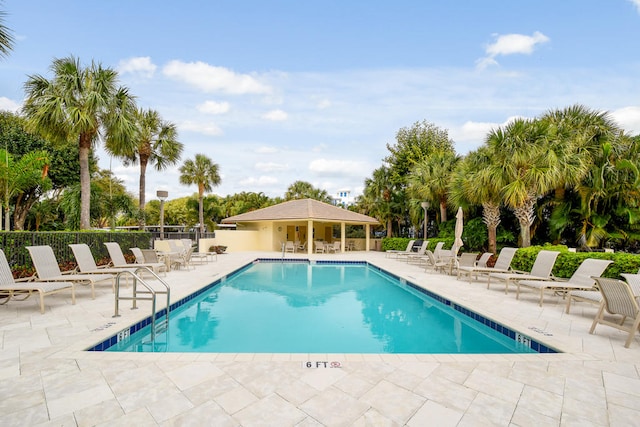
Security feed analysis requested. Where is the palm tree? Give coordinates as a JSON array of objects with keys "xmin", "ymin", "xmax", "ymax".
[
  {"xmin": 284, "ymin": 181, "xmax": 331, "ymax": 202},
  {"xmin": 0, "ymin": 4, "xmax": 14, "ymax": 58},
  {"xmin": 485, "ymin": 118, "xmax": 559, "ymax": 247},
  {"xmin": 361, "ymin": 166, "xmax": 401, "ymax": 237},
  {"xmin": 0, "ymin": 149, "xmax": 50, "ymax": 230},
  {"xmin": 22, "ymin": 56, "xmax": 137, "ymax": 229},
  {"xmin": 407, "ymin": 150, "xmax": 460, "ymax": 223},
  {"xmin": 179, "ymin": 154, "xmax": 221, "ymax": 233},
  {"xmin": 122, "ymin": 108, "xmax": 183, "ymax": 229},
  {"xmin": 541, "ymin": 105, "xmax": 622, "ymax": 244},
  {"xmin": 448, "ymin": 147, "xmax": 505, "ymax": 253}
]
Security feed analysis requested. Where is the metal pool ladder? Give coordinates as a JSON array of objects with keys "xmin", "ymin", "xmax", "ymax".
[{"xmin": 113, "ymin": 267, "xmax": 171, "ymax": 341}]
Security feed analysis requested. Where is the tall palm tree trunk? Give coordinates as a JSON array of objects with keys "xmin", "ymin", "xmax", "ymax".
[
  {"xmin": 79, "ymin": 135, "xmax": 92, "ymax": 230},
  {"xmin": 482, "ymin": 202, "xmax": 501, "ymax": 254},
  {"xmin": 514, "ymin": 195, "xmax": 536, "ymax": 248},
  {"xmin": 198, "ymin": 184, "xmax": 205, "ymax": 234},
  {"xmin": 138, "ymin": 159, "xmax": 148, "ymax": 230},
  {"xmin": 439, "ymin": 199, "xmax": 447, "ymax": 222}
]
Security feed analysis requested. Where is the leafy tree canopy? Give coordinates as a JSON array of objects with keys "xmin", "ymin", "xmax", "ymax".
[
  {"xmin": 385, "ymin": 120, "xmax": 456, "ymax": 179},
  {"xmin": 285, "ymin": 180, "xmax": 332, "ymax": 203}
]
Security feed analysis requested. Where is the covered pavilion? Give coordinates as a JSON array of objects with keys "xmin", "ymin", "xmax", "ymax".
[{"xmin": 218, "ymin": 198, "xmax": 379, "ymax": 254}]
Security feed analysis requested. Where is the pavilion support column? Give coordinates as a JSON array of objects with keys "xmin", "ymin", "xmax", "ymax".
[
  {"xmin": 340, "ymin": 222, "xmax": 346, "ymax": 253},
  {"xmin": 308, "ymin": 219, "xmax": 313, "ymax": 255},
  {"xmin": 365, "ymin": 224, "xmax": 370, "ymax": 251}
]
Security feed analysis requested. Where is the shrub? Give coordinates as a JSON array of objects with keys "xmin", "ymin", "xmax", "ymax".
[
  {"xmin": 461, "ymin": 217, "xmax": 488, "ymax": 252},
  {"xmin": 381, "ymin": 237, "xmax": 412, "ymax": 251},
  {"xmin": 510, "ymin": 245, "xmax": 640, "ymax": 278},
  {"xmin": 427, "ymin": 238, "xmax": 455, "ymax": 252}
]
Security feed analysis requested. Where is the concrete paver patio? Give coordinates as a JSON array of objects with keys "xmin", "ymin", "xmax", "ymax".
[{"xmin": 1, "ymin": 250, "xmax": 639, "ymax": 426}]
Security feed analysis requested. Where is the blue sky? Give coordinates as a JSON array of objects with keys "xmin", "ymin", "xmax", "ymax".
[{"xmin": 1, "ymin": 0, "xmax": 640, "ymax": 202}]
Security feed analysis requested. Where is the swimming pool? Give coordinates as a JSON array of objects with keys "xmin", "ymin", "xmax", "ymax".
[{"xmin": 93, "ymin": 261, "xmax": 555, "ymax": 354}]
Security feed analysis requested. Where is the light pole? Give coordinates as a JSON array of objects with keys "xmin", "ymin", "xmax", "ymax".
[
  {"xmin": 157, "ymin": 190, "xmax": 168, "ymax": 240},
  {"xmin": 420, "ymin": 201, "xmax": 430, "ymax": 239}
]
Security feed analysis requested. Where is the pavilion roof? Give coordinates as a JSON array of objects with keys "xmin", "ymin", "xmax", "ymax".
[{"xmin": 221, "ymin": 198, "xmax": 378, "ymax": 225}]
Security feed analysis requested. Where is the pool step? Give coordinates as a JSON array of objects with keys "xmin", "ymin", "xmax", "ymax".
[{"xmin": 155, "ymin": 319, "xmax": 169, "ymax": 334}]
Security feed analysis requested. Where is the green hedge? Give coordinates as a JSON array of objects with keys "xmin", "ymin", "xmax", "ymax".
[
  {"xmin": 381, "ymin": 237, "xmax": 456, "ymax": 252},
  {"xmin": 381, "ymin": 237, "xmax": 413, "ymax": 251},
  {"xmin": 381, "ymin": 240, "xmax": 640, "ymax": 278},
  {"xmin": 510, "ymin": 245, "xmax": 640, "ymax": 279},
  {"xmin": 0, "ymin": 231, "xmax": 153, "ymax": 274}
]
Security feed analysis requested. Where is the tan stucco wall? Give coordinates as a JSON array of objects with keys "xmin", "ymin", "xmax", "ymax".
[
  {"xmin": 199, "ymin": 238, "xmax": 217, "ymax": 253},
  {"xmin": 214, "ymin": 230, "xmax": 262, "ymax": 251}
]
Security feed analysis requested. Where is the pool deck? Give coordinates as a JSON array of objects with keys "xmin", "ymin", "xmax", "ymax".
[{"xmin": 1, "ymin": 250, "xmax": 639, "ymax": 426}]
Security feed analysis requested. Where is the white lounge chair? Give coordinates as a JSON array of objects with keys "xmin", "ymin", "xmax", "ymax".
[
  {"xmin": 180, "ymin": 239, "xmax": 208, "ymax": 264},
  {"xmin": 515, "ymin": 258, "xmax": 613, "ymax": 306},
  {"xmin": 26, "ymin": 245, "xmax": 114, "ymax": 299},
  {"xmin": 385, "ymin": 239, "xmax": 415, "ymax": 258},
  {"xmin": 565, "ymin": 289, "xmax": 603, "ymax": 314},
  {"xmin": 487, "ymin": 250, "xmax": 560, "ymax": 294},
  {"xmin": 457, "ymin": 247, "xmax": 518, "ymax": 283},
  {"xmin": 565, "ymin": 270, "xmax": 640, "ymax": 313},
  {"xmin": 130, "ymin": 247, "xmax": 168, "ymax": 275},
  {"xmin": 401, "ymin": 241, "xmax": 429, "ymax": 262},
  {"xmin": 0, "ymin": 249, "xmax": 75, "ymax": 314},
  {"xmin": 104, "ymin": 242, "xmax": 169, "ymax": 275},
  {"xmin": 435, "ymin": 245, "xmax": 462, "ymax": 275},
  {"xmin": 453, "ymin": 252, "xmax": 480, "ymax": 277},
  {"xmin": 70, "ymin": 243, "xmax": 140, "ymax": 276},
  {"xmin": 476, "ymin": 252, "xmax": 493, "ymax": 268},
  {"xmin": 421, "ymin": 250, "xmax": 453, "ymax": 273},
  {"xmin": 590, "ymin": 276, "xmax": 640, "ymax": 348}
]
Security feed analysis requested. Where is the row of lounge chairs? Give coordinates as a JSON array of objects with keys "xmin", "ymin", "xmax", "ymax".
[
  {"xmin": 389, "ymin": 242, "xmax": 640, "ymax": 347},
  {"xmin": 456, "ymin": 247, "xmax": 640, "ymax": 348},
  {"xmin": 389, "ymin": 240, "xmax": 463, "ymax": 275},
  {"xmin": 0, "ymin": 240, "xmax": 213, "ymax": 314}
]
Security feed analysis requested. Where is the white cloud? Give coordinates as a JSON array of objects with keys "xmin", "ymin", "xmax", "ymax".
[
  {"xmin": 262, "ymin": 109, "xmax": 288, "ymax": 121},
  {"xmin": 255, "ymin": 162, "xmax": 289, "ymax": 172},
  {"xmin": 239, "ymin": 175, "xmax": 279, "ymax": 186},
  {"xmin": 454, "ymin": 120, "xmax": 497, "ymax": 143},
  {"xmin": 256, "ymin": 146, "xmax": 278, "ymax": 154},
  {"xmin": 452, "ymin": 115, "xmax": 530, "ymax": 152},
  {"xmin": 317, "ymin": 99, "xmax": 331, "ymax": 109},
  {"xmin": 309, "ymin": 158, "xmax": 370, "ymax": 177},
  {"xmin": 629, "ymin": 0, "xmax": 640, "ymax": 13},
  {"xmin": 179, "ymin": 120, "xmax": 223, "ymax": 136},
  {"xmin": 163, "ymin": 60, "xmax": 271, "ymax": 94},
  {"xmin": 117, "ymin": 57, "xmax": 157, "ymax": 78},
  {"xmin": 0, "ymin": 97, "xmax": 21, "ymax": 112},
  {"xmin": 477, "ymin": 31, "xmax": 550, "ymax": 69},
  {"xmin": 611, "ymin": 106, "xmax": 640, "ymax": 134},
  {"xmin": 197, "ymin": 100, "xmax": 230, "ymax": 115}
]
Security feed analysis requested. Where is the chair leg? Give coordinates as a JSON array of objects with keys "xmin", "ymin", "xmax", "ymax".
[
  {"xmin": 565, "ymin": 295, "xmax": 573, "ymax": 313},
  {"xmin": 590, "ymin": 302, "xmax": 606, "ymax": 334},
  {"xmin": 624, "ymin": 315, "xmax": 640, "ymax": 348},
  {"xmin": 539, "ymin": 289, "xmax": 545, "ymax": 307},
  {"xmin": 37, "ymin": 291, "xmax": 45, "ymax": 314}
]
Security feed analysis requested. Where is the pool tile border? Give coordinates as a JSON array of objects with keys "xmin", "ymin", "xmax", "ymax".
[{"xmin": 88, "ymin": 259, "xmax": 557, "ymax": 354}]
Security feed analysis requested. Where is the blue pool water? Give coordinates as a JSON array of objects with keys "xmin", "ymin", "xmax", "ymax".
[{"xmin": 102, "ymin": 261, "xmax": 547, "ymax": 354}]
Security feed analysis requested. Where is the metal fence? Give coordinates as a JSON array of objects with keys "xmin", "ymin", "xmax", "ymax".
[
  {"xmin": 0, "ymin": 231, "xmax": 217, "ymax": 270},
  {"xmin": 0, "ymin": 231, "xmax": 153, "ymax": 269}
]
